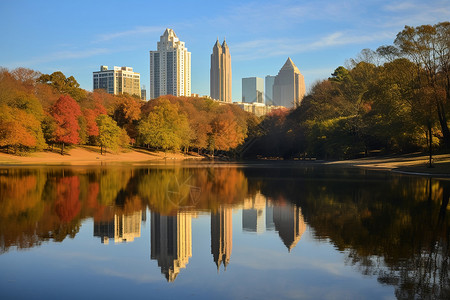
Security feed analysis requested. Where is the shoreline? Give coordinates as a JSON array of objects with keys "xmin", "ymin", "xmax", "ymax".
[
  {"xmin": 1, "ymin": 148, "xmax": 449, "ymax": 177},
  {"xmin": 0, "ymin": 146, "xmax": 205, "ymax": 167},
  {"xmin": 324, "ymin": 153, "xmax": 450, "ymax": 178}
]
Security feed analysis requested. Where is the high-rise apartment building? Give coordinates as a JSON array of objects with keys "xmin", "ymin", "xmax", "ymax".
[
  {"xmin": 93, "ymin": 66, "xmax": 141, "ymax": 97},
  {"xmin": 265, "ymin": 75, "xmax": 275, "ymax": 105},
  {"xmin": 150, "ymin": 28, "xmax": 191, "ymax": 99},
  {"xmin": 272, "ymin": 58, "xmax": 305, "ymax": 108},
  {"xmin": 242, "ymin": 77, "xmax": 264, "ymax": 103},
  {"xmin": 210, "ymin": 38, "xmax": 232, "ymax": 103}
]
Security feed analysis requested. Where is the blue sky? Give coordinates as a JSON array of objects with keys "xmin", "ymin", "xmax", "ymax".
[{"xmin": 1, "ymin": 0, "xmax": 449, "ymax": 101}]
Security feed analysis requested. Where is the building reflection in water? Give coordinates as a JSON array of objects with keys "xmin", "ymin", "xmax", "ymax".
[
  {"xmin": 273, "ymin": 205, "xmax": 306, "ymax": 252},
  {"xmin": 151, "ymin": 211, "xmax": 193, "ymax": 282},
  {"xmin": 93, "ymin": 210, "xmax": 142, "ymax": 244},
  {"xmin": 211, "ymin": 206, "xmax": 233, "ymax": 272},
  {"xmin": 242, "ymin": 193, "xmax": 306, "ymax": 251},
  {"xmin": 242, "ymin": 193, "xmax": 267, "ymax": 233}
]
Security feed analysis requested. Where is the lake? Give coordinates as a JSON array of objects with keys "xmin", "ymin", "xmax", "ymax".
[{"xmin": 0, "ymin": 162, "xmax": 449, "ymax": 299}]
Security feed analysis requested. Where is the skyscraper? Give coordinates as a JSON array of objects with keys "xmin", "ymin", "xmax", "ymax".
[
  {"xmin": 150, "ymin": 28, "xmax": 191, "ymax": 99},
  {"xmin": 272, "ymin": 58, "xmax": 305, "ymax": 108},
  {"xmin": 210, "ymin": 38, "xmax": 232, "ymax": 103},
  {"xmin": 265, "ymin": 75, "xmax": 275, "ymax": 105},
  {"xmin": 93, "ymin": 66, "xmax": 141, "ymax": 97},
  {"xmin": 242, "ymin": 77, "xmax": 264, "ymax": 103}
]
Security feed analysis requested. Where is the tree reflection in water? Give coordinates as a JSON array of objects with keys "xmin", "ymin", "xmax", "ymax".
[{"xmin": 0, "ymin": 165, "xmax": 448, "ymax": 298}]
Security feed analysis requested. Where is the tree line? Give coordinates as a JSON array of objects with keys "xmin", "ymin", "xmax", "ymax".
[
  {"xmin": 0, "ymin": 68, "xmax": 256, "ymax": 155},
  {"xmin": 245, "ymin": 22, "xmax": 450, "ymax": 161}
]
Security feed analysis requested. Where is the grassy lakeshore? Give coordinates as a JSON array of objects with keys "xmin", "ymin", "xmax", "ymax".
[
  {"xmin": 0, "ymin": 146, "xmax": 204, "ymax": 166},
  {"xmin": 326, "ymin": 153, "xmax": 450, "ymax": 177}
]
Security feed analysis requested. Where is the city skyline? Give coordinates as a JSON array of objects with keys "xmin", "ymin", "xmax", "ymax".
[
  {"xmin": 89, "ymin": 198, "xmax": 305, "ymax": 281},
  {"xmin": 1, "ymin": 1, "xmax": 449, "ymax": 101}
]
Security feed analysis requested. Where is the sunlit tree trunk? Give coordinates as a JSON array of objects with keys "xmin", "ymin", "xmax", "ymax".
[{"xmin": 427, "ymin": 122, "xmax": 433, "ymax": 168}]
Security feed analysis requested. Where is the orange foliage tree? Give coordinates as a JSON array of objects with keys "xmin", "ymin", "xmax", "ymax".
[{"xmin": 50, "ymin": 95, "xmax": 82, "ymax": 154}]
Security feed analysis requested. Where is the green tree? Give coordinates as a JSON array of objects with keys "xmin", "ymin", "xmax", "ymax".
[
  {"xmin": 138, "ymin": 100, "xmax": 191, "ymax": 152},
  {"xmin": 96, "ymin": 114, "xmax": 126, "ymax": 155},
  {"xmin": 38, "ymin": 71, "xmax": 86, "ymax": 101},
  {"xmin": 41, "ymin": 114, "xmax": 57, "ymax": 151}
]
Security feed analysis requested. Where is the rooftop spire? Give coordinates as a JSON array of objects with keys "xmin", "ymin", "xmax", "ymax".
[
  {"xmin": 280, "ymin": 57, "xmax": 300, "ymax": 73},
  {"xmin": 214, "ymin": 37, "xmax": 221, "ymax": 48},
  {"xmin": 163, "ymin": 28, "xmax": 178, "ymax": 39},
  {"xmin": 222, "ymin": 37, "xmax": 228, "ymax": 48}
]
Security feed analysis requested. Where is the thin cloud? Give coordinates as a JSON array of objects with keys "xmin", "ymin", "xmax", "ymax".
[
  {"xmin": 97, "ymin": 26, "xmax": 164, "ymax": 42},
  {"xmin": 10, "ymin": 48, "xmax": 111, "ymax": 67},
  {"xmin": 233, "ymin": 30, "xmax": 395, "ymax": 61},
  {"xmin": 96, "ymin": 267, "xmax": 161, "ymax": 283},
  {"xmin": 384, "ymin": 1, "xmax": 419, "ymax": 11},
  {"xmin": 232, "ymin": 247, "xmax": 344, "ymax": 275},
  {"xmin": 382, "ymin": 1, "xmax": 450, "ymax": 27}
]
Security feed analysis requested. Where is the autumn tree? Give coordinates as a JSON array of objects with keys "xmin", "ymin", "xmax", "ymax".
[
  {"xmin": 0, "ymin": 87, "xmax": 46, "ymax": 153},
  {"xmin": 82, "ymin": 99, "xmax": 107, "ymax": 145},
  {"xmin": 38, "ymin": 71, "xmax": 86, "ymax": 101},
  {"xmin": 50, "ymin": 95, "xmax": 82, "ymax": 155},
  {"xmin": 209, "ymin": 107, "xmax": 245, "ymax": 154},
  {"xmin": 96, "ymin": 114, "xmax": 129, "ymax": 155},
  {"xmin": 41, "ymin": 114, "xmax": 57, "ymax": 151},
  {"xmin": 111, "ymin": 94, "xmax": 142, "ymax": 142},
  {"xmin": 395, "ymin": 22, "xmax": 450, "ymax": 148},
  {"xmin": 0, "ymin": 107, "xmax": 37, "ymax": 153},
  {"xmin": 138, "ymin": 99, "xmax": 191, "ymax": 152}
]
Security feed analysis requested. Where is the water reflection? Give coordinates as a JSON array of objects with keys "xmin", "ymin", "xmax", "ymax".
[
  {"xmin": 0, "ymin": 165, "xmax": 449, "ymax": 298},
  {"xmin": 241, "ymin": 193, "xmax": 306, "ymax": 251},
  {"xmin": 273, "ymin": 204, "xmax": 306, "ymax": 252},
  {"xmin": 211, "ymin": 206, "xmax": 233, "ymax": 271},
  {"xmin": 94, "ymin": 210, "xmax": 142, "ymax": 244},
  {"xmin": 151, "ymin": 211, "xmax": 193, "ymax": 282},
  {"xmin": 242, "ymin": 193, "xmax": 267, "ymax": 233}
]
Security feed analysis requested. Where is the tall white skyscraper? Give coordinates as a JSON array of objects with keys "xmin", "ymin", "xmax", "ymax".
[{"xmin": 150, "ymin": 28, "xmax": 191, "ymax": 99}]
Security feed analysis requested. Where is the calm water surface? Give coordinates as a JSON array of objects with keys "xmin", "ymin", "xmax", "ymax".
[{"xmin": 0, "ymin": 163, "xmax": 449, "ymax": 299}]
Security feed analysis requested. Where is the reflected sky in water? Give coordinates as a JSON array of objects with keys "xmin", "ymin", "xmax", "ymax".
[{"xmin": 0, "ymin": 164, "xmax": 448, "ymax": 299}]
